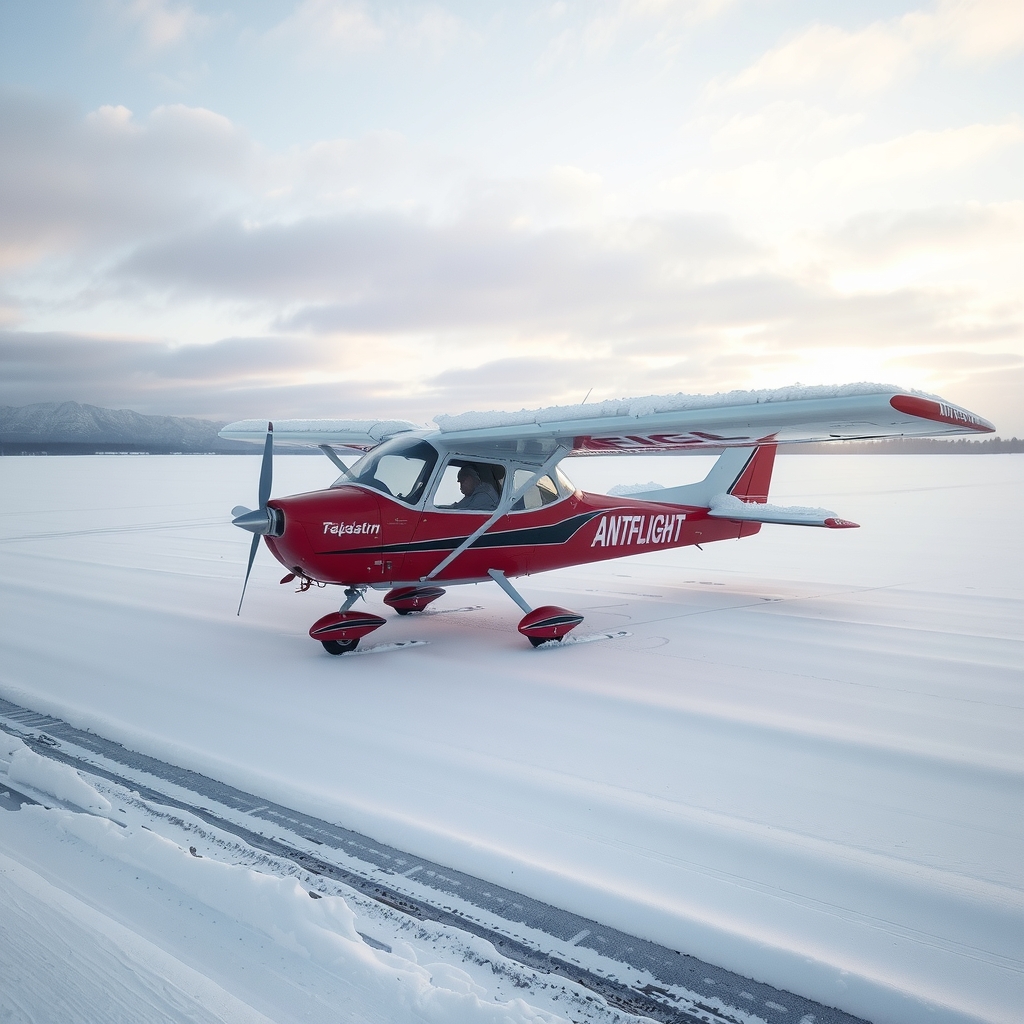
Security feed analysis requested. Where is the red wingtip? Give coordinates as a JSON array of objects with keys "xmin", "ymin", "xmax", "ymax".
[
  {"xmin": 890, "ymin": 395, "xmax": 994, "ymax": 433},
  {"xmin": 824, "ymin": 518, "xmax": 860, "ymax": 529}
]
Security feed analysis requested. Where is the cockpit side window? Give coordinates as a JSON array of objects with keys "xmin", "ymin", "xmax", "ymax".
[
  {"xmin": 510, "ymin": 470, "xmax": 561, "ymax": 512},
  {"xmin": 432, "ymin": 459, "xmax": 505, "ymax": 512},
  {"xmin": 555, "ymin": 466, "xmax": 577, "ymax": 496},
  {"xmin": 331, "ymin": 437, "xmax": 439, "ymax": 505}
]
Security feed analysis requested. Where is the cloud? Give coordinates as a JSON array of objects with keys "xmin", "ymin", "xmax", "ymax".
[
  {"xmin": 0, "ymin": 330, "xmax": 411, "ymax": 420},
  {"xmin": 694, "ymin": 119, "xmax": 1024, "ymax": 235},
  {"xmin": 0, "ymin": 91, "xmax": 252, "ymax": 268},
  {"xmin": 115, "ymin": 0, "xmax": 210, "ymax": 51},
  {"xmin": 714, "ymin": 0, "xmax": 1024, "ymax": 98},
  {"xmin": 539, "ymin": 0, "xmax": 735, "ymax": 68},
  {"xmin": 112, "ymin": 210, "xmax": 759, "ymax": 335},
  {"xmin": 906, "ymin": 0, "xmax": 1024, "ymax": 63},
  {"xmin": 266, "ymin": 0, "xmax": 466, "ymax": 59},
  {"xmin": 423, "ymin": 356, "xmax": 593, "ymax": 407},
  {"xmin": 582, "ymin": 0, "xmax": 733, "ymax": 50},
  {"xmin": 716, "ymin": 21, "xmax": 916, "ymax": 97},
  {"xmin": 815, "ymin": 122, "xmax": 1024, "ymax": 191},
  {"xmin": 711, "ymin": 102, "xmax": 864, "ymax": 157},
  {"xmin": 828, "ymin": 201, "xmax": 1024, "ymax": 260}
]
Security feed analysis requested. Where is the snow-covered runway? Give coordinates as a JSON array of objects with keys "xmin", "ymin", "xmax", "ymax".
[{"xmin": 1, "ymin": 453, "xmax": 1021, "ymax": 1024}]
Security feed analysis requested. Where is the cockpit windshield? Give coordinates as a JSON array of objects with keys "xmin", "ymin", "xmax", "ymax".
[{"xmin": 330, "ymin": 436, "xmax": 439, "ymax": 505}]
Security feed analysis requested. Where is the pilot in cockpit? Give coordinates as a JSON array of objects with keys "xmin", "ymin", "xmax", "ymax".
[{"xmin": 450, "ymin": 464, "xmax": 500, "ymax": 511}]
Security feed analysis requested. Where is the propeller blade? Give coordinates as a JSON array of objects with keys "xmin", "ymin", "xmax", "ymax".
[
  {"xmin": 237, "ymin": 531, "xmax": 261, "ymax": 616},
  {"xmin": 235, "ymin": 421, "xmax": 274, "ymax": 617},
  {"xmin": 258, "ymin": 422, "xmax": 274, "ymax": 510}
]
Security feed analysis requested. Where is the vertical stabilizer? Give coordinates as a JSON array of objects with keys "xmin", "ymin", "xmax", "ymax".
[
  {"xmin": 727, "ymin": 444, "xmax": 776, "ymax": 503},
  {"xmin": 626, "ymin": 444, "xmax": 776, "ymax": 507}
]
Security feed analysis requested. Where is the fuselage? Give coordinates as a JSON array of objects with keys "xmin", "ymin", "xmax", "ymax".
[{"xmin": 264, "ymin": 474, "xmax": 758, "ymax": 589}]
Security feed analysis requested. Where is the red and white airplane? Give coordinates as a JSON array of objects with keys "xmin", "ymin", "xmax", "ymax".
[{"xmin": 221, "ymin": 384, "xmax": 993, "ymax": 653}]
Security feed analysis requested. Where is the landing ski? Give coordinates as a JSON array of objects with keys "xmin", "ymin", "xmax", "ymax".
[
  {"xmin": 419, "ymin": 605, "xmax": 483, "ymax": 615},
  {"xmin": 343, "ymin": 640, "xmax": 429, "ymax": 657},
  {"xmin": 535, "ymin": 630, "xmax": 631, "ymax": 650}
]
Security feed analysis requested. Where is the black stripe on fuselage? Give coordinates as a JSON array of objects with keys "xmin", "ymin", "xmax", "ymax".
[{"xmin": 320, "ymin": 510, "xmax": 605, "ymax": 557}]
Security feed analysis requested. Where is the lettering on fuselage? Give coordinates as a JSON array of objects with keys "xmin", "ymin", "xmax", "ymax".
[
  {"xmin": 322, "ymin": 521, "xmax": 380, "ymax": 535},
  {"xmin": 590, "ymin": 512, "xmax": 686, "ymax": 548}
]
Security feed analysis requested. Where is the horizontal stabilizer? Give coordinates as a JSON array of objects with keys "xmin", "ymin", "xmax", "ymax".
[
  {"xmin": 707, "ymin": 493, "xmax": 859, "ymax": 529},
  {"xmin": 220, "ymin": 419, "xmax": 416, "ymax": 448}
]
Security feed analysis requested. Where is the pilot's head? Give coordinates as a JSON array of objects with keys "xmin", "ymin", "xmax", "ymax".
[{"xmin": 457, "ymin": 465, "xmax": 480, "ymax": 496}]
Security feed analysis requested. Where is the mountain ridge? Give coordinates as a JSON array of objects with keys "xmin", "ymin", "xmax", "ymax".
[{"xmin": 0, "ymin": 401, "xmax": 250, "ymax": 453}]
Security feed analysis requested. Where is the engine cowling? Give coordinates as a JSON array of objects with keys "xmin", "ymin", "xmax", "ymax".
[{"xmin": 264, "ymin": 485, "xmax": 385, "ymax": 585}]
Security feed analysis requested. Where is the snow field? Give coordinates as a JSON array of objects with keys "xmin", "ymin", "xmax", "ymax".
[
  {"xmin": 0, "ymin": 775, "xmax": 646, "ymax": 1024},
  {"xmin": 0, "ymin": 452, "xmax": 1022, "ymax": 1024},
  {"xmin": 2, "ymin": 732, "xmax": 111, "ymax": 813}
]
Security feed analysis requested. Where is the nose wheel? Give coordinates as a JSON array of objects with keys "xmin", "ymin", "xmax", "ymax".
[{"xmin": 309, "ymin": 598, "xmax": 386, "ymax": 655}]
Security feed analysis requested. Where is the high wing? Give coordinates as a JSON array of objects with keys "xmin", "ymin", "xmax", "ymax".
[
  {"xmin": 433, "ymin": 383, "xmax": 994, "ymax": 456},
  {"xmin": 219, "ymin": 418, "xmax": 417, "ymax": 450},
  {"xmin": 218, "ymin": 383, "xmax": 994, "ymax": 457}
]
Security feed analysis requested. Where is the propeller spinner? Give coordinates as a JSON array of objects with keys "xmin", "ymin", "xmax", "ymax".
[{"xmin": 231, "ymin": 422, "xmax": 281, "ymax": 615}]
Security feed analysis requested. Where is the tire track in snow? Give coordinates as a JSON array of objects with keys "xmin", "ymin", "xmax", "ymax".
[{"xmin": 0, "ymin": 695, "xmax": 869, "ymax": 1024}]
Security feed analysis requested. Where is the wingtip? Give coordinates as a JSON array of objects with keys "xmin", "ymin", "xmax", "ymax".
[{"xmin": 889, "ymin": 395, "xmax": 994, "ymax": 433}]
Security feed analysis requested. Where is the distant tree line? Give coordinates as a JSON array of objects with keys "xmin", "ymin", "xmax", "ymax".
[{"xmin": 791, "ymin": 436, "xmax": 1023, "ymax": 454}]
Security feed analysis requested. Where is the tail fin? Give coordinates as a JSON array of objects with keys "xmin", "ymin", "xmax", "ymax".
[
  {"xmin": 727, "ymin": 444, "xmax": 776, "ymax": 503},
  {"xmin": 627, "ymin": 444, "xmax": 777, "ymax": 507}
]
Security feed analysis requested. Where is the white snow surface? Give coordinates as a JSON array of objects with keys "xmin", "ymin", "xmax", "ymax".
[
  {"xmin": 1, "ymin": 452, "xmax": 1022, "ymax": 1024},
  {"xmin": 433, "ymin": 382, "xmax": 929, "ymax": 432},
  {"xmin": 4, "ymin": 735, "xmax": 112, "ymax": 813},
  {"xmin": 0, "ymin": 806, "xmax": 570, "ymax": 1024}
]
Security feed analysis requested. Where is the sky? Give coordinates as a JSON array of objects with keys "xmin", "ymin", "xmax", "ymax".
[{"xmin": 0, "ymin": 0, "xmax": 1021, "ymax": 431}]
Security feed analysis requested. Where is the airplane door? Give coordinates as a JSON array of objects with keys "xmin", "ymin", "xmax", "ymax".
[{"xmin": 379, "ymin": 501, "xmax": 421, "ymax": 580}]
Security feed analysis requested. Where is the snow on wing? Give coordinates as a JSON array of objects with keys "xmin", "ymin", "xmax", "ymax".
[
  {"xmin": 219, "ymin": 418, "xmax": 417, "ymax": 448},
  {"xmin": 433, "ymin": 383, "xmax": 995, "ymax": 453}
]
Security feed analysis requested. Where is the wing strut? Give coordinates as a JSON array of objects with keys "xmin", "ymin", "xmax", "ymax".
[
  {"xmin": 421, "ymin": 446, "xmax": 568, "ymax": 581},
  {"xmin": 318, "ymin": 444, "xmax": 352, "ymax": 474}
]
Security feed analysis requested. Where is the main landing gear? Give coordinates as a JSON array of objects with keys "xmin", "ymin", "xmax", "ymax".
[
  {"xmin": 310, "ymin": 574, "xmax": 584, "ymax": 654},
  {"xmin": 487, "ymin": 569, "xmax": 584, "ymax": 647}
]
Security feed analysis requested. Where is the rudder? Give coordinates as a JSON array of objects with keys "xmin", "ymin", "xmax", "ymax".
[{"xmin": 727, "ymin": 444, "xmax": 776, "ymax": 503}]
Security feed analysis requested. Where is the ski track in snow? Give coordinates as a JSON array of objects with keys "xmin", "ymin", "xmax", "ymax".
[{"xmin": 0, "ymin": 453, "xmax": 1022, "ymax": 1024}]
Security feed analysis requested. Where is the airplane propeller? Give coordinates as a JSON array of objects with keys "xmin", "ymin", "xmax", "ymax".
[{"xmin": 231, "ymin": 422, "xmax": 276, "ymax": 615}]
